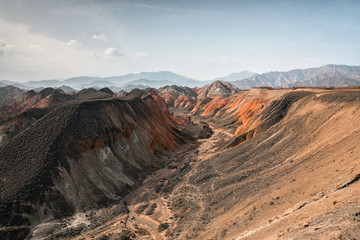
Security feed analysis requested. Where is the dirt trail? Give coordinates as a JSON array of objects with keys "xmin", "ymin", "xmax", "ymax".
[
  {"xmin": 69, "ymin": 123, "xmax": 233, "ymax": 240},
  {"xmin": 197, "ymin": 124, "xmax": 233, "ymax": 159},
  {"xmin": 122, "ymin": 123, "xmax": 233, "ymax": 240}
]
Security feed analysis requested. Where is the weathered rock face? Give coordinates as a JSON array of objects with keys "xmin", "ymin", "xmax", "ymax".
[
  {"xmin": 0, "ymin": 96, "xmax": 184, "ymax": 239},
  {"xmin": 194, "ymin": 88, "xmax": 294, "ymax": 136},
  {"xmin": 147, "ymin": 90, "xmax": 191, "ymax": 125},
  {"xmin": 176, "ymin": 81, "xmax": 240, "ymax": 115},
  {"xmin": 157, "ymin": 85, "xmax": 197, "ymax": 111},
  {"xmin": 196, "ymin": 80, "xmax": 239, "ymax": 99},
  {"xmin": 157, "ymin": 81, "xmax": 240, "ymax": 115}
]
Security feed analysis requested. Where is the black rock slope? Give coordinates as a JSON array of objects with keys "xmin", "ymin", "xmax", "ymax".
[{"xmin": 0, "ymin": 96, "xmax": 184, "ymax": 239}]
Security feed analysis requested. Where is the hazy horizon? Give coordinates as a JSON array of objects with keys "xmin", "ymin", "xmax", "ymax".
[
  {"xmin": 2, "ymin": 63, "xmax": 360, "ymax": 84},
  {"xmin": 0, "ymin": 0, "xmax": 359, "ymax": 82}
]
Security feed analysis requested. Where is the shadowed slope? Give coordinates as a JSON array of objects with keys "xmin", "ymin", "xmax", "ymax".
[{"xmin": 0, "ymin": 96, "xmax": 184, "ymax": 239}]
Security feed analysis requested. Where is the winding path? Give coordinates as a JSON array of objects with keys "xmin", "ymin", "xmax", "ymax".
[{"xmin": 123, "ymin": 123, "xmax": 233, "ymax": 240}]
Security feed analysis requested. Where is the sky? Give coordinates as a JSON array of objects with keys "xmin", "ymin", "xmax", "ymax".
[{"xmin": 0, "ymin": 0, "xmax": 359, "ymax": 82}]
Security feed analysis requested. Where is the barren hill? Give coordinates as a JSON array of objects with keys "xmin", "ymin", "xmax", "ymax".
[
  {"xmin": 197, "ymin": 80, "xmax": 239, "ymax": 99},
  {"xmin": 0, "ymin": 95, "xmax": 187, "ymax": 239},
  {"xmin": 0, "ymin": 86, "xmax": 25, "ymax": 106},
  {"xmin": 0, "ymin": 88, "xmax": 74, "ymax": 118},
  {"xmin": 157, "ymin": 85, "xmax": 197, "ymax": 110},
  {"xmin": 1, "ymin": 86, "xmax": 360, "ymax": 240}
]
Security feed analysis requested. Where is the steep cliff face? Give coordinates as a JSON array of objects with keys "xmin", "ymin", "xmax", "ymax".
[
  {"xmin": 194, "ymin": 89, "xmax": 281, "ymax": 133},
  {"xmin": 0, "ymin": 96, "xmax": 184, "ymax": 239},
  {"xmin": 147, "ymin": 90, "xmax": 191, "ymax": 125},
  {"xmin": 194, "ymin": 89, "xmax": 320, "ymax": 148}
]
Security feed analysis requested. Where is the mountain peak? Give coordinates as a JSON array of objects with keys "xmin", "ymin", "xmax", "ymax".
[{"xmin": 197, "ymin": 80, "xmax": 239, "ymax": 99}]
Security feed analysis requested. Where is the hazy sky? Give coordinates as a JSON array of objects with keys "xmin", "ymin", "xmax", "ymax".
[{"xmin": 0, "ymin": 0, "xmax": 359, "ymax": 81}]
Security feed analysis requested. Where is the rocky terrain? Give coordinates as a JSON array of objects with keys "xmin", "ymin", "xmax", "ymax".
[
  {"xmin": 196, "ymin": 81, "xmax": 239, "ymax": 99},
  {"xmin": 157, "ymin": 86, "xmax": 197, "ymax": 111},
  {"xmin": 1, "ymin": 82, "xmax": 360, "ymax": 240},
  {"xmin": 0, "ymin": 93, "xmax": 186, "ymax": 236}
]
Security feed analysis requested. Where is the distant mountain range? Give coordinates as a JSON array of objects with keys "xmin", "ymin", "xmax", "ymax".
[
  {"xmin": 214, "ymin": 71, "xmax": 255, "ymax": 82},
  {"xmin": 0, "ymin": 71, "xmax": 209, "ymax": 91},
  {"xmin": 1, "ymin": 65, "xmax": 360, "ymax": 91},
  {"xmin": 232, "ymin": 64, "xmax": 360, "ymax": 89},
  {"xmin": 0, "ymin": 80, "xmax": 30, "ymax": 89}
]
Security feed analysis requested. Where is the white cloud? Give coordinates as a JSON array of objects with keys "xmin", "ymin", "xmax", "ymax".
[
  {"xmin": 28, "ymin": 44, "xmax": 42, "ymax": 51},
  {"xmin": 0, "ymin": 18, "xmax": 147, "ymax": 81},
  {"xmin": 90, "ymin": 52, "xmax": 99, "ymax": 59},
  {"xmin": 92, "ymin": 33, "xmax": 107, "ymax": 41},
  {"xmin": 0, "ymin": 19, "xmax": 105, "ymax": 81},
  {"xmin": 63, "ymin": 39, "xmax": 82, "ymax": 48},
  {"xmin": 89, "ymin": 47, "xmax": 125, "ymax": 62},
  {"xmin": 135, "ymin": 51, "xmax": 148, "ymax": 59},
  {"xmin": 104, "ymin": 47, "xmax": 123, "ymax": 57},
  {"xmin": 90, "ymin": 47, "xmax": 125, "ymax": 62},
  {"xmin": 0, "ymin": 39, "xmax": 16, "ymax": 57},
  {"xmin": 0, "ymin": 39, "xmax": 6, "ymax": 57}
]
